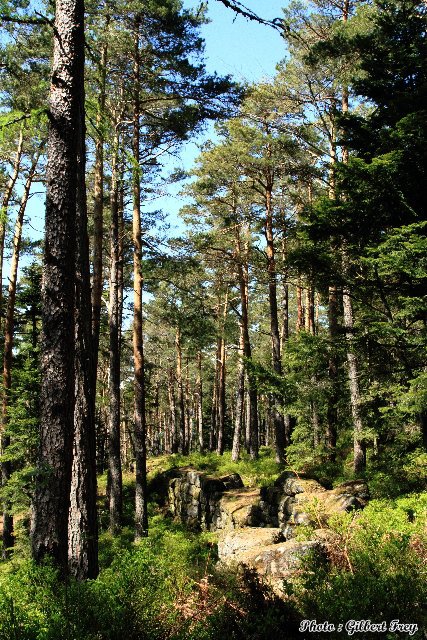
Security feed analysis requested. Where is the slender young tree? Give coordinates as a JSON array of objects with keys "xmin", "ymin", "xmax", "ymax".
[{"xmin": 1, "ymin": 147, "xmax": 42, "ymax": 558}]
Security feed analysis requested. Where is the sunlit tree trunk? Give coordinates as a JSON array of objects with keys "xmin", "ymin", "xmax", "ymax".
[
  {"xmin": 106, "ymin": 130, "xmax": 122, "ymax": 534},
  {"xmin": 69, "ymin": 41, "xmax": 98, "ymax": 579},
  {"xmin": 216, "ymin": 289, "xmax": 228, "ymax": 456},
  {"xmin": 196, "ymin": 352, "xmax": 204, "ymax": 452},
  {"xmin": 175, "ymin": 327, "xmax": 186, "ymax": 454},
  {"xmin": 133, "ymin": 16, "xmax": 148, "ymax": 540},
  {"xmin": 232, "ymin": 323, "xmax": 245, "ymax": 461},
  {"xmin": 31, "ymin": 0, "xmax": 83, "ymax": 574},
  {"xmin": 168, "ymin": 366, "xmax": 177, "ymax": 454},
  {"xmin": 265, "ymin": 184, "xmax": 285, "ymax": 463}
]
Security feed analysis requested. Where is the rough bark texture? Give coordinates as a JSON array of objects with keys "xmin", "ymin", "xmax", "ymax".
[
  {"xmin": 106, "ymin": 135, "xmax": 123, "ymax": 534},
  {"xmin": 343, "ymin": 286, "xmax": 366, "ymax": 474},
  {"xmin": 1, "ymin": 151, "xmax": 40, "ymax": 558},
  {"xmin": 133, "ymin": 18, "xmax": 148, "ymax": 540},
  {"xmin": 31, "ymin": 0, "xmax": 82, "ymax": 574},
  {"xmin": 232, "ymin": 324, "xmax": 245, "ymax": 462},
  {"xmin": 68, "ymin": 50, "xmax": 98, "ymax": 579},
  {"xmin": 265, "ymin": 188, "xmax": 285, "ymax": 463},
  {"xmin": 235, "ymin": 229, "xmax": 258, "ymax": 459}
]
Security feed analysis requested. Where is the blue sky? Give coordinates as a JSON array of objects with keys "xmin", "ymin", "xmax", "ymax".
[
  {"xmin": 16, "ymin": 0, "xmax": 289, "ymax": 273},
  {"xmin": 148, "ymin": 0, "xmax": 289, "ymax": 236},
  {"xmin": 190, "ymin": 0, "xmax": 287, "ymax": 81}
]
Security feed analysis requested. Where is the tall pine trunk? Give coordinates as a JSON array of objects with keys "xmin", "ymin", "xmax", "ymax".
[
  {"xmin": 168, "ymin": 367, "xmax": 177, "ymax": 454},
  {"xmin": 175, "ymin": 327, "xmax": 186, "ymax": 454},
  {"xmin": 326, "ymin": 285, "xmax": 339, "ymax": 460},
  {"xmin": 133, "ymin": 17, "xmax": 148, "ymax": 539},
  {"xmin": 265, "ymin": 186, "xmax": 285, "ymax": 463},
  {"xmin": 235, "ymin": 229, "xmax": 258, "ymax": 459},
  {"xmin": 196, "ymin": 352, "xmax": 204, "ymax": 452},
  {"xmin": 231, "ymin": 323, "xmax": 245, "ymax": 462},
  {"xmin": 31, "ymin": 0, "xmax": 83, "ymax": 574},
  {"xmin": 106, "ymin": 130, "xmax": 123, "ymax": 534},
  {"xmin": 68, "ymin": 40, "xmax": 98, "ymax": 579},
  {"xmin": 91, "ymin": 32, "xmax": 108, "ymax": 386},
  {"xmin": 339, "ymin": 21, "xmax": 365, "ymax": 472},
  {"xmin": 216, "ymin": 290, "xmax": 228, "ymax": 456}
]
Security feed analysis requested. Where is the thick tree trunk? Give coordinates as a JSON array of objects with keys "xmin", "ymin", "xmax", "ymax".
[
  {"xmin": 31, "ymin": 0, "xmax": 83, "ymax": 574},
  {"xmin": 265, "ymin": 187, "xmax": 285, "ymax": 463},
  {"xmin": 68, "ymin": 51, "xmax": 98, "ymax": 579},
  {"xmin": 133, "ymin": 18, "xmax": 148, "ymax": 540},
  {"xmin": 106, "ymin": 133, "xmax": 122, "ymax": 534},
  {"xmin": 1, "ymin": 151, "xmax": 40, "ymax": 558}
]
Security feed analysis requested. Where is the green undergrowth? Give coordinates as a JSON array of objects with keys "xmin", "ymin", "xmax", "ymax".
[
  {"xmin": 0, "ymin": 509, "xmax": 298, "ymax": 640},
  {"xmin": 289, "ymin": 493, "xmax": 427, "ymax": 639},
  {"xmin": 147, "ymin": 446, "xmax": 286, "ymax": 488},
  {"xmin": 1, "ymin": 451, "xmax": 426, "ymax": 639}
]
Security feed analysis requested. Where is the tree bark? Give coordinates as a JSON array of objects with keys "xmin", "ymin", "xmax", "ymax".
[
  {"xmin": 196, "ymin": 352, "xmax": 204, "ymax": 452},
  {"xmin": 106, "ymin": 130, "xmax": 122, "ymax": 534},
  {"xmin": 326, "ymin": 285, "xmax": 339, "ymax": 460},
  {"xmin": 91, "ymin": 32, "xmax": 108, "ymax": 387},
  {"xmin": 31, "ymin": 0, "xmax": 83, "ymax": 574},
  {"xmin": 68, "ymin": 41, "xmax": 98, "ymax": 579},
  {"xmin": 168, "ymin": 367, "xmax": 177, "ymax": 454},
  {"xmin": 232, "ymin": 323, "xmax": 245, "ymax": 462},
  {"xmin": 265, "ymin": 186, "xmax": 285, "ymax": 463},
  {"xmin": 343, "ymin": 285, "xmax": 366, "ymax": 473},
  {"xmin": 216, "ymin": 290, "xmax": 228, "ymax": 456},
  {"xmin": 296, "ymin": 281, "xmax": 304, "ymax": 333},
  {"xmin": 175, "ymin": 327, "xmax": 186, "ymax": 454},
  {"xmin": 209, "ymin": 352, "xmax": 218, "ymax": 452},
  {"xmin": 1, "ymin": 150, "xmax": 40, "ymax": 558},
  {"xmin": 133, "ymin": 16, "xmax": 148, "ymax": 539}
]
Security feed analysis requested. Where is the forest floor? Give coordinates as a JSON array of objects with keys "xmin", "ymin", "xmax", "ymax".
[{"xmin": 0, "ymin": 449, "xmax": 426, "ymax": 639}]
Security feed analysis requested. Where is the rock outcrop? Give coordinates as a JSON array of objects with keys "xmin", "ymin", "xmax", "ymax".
[
  {"xmin": 163, "ymin": 468, "xmax": 369, "ymax": 533},
  {"xmin": 152, "ymin": 466, "xmax": 369, "ymax": 593}
]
